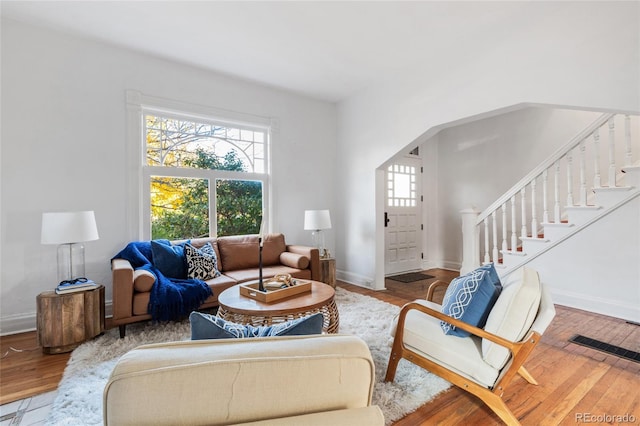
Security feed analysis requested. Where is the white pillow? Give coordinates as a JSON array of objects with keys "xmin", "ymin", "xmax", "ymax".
[{"xmin": 482, "ymin": 267, "xmax": 541, "ymax": 370}]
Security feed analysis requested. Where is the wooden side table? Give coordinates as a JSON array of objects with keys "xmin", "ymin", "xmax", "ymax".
[
  {"xmin": 320, "ymin": 258, "xmax": 336, "ymax": 288},
  {"xmin": 36, "ymin": 285, "xmax": 105, "ymax": 354}
]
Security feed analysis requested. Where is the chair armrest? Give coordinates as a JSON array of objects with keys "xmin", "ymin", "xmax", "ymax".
[
  {"xmin": 286, "ymin": 245, "xmax": 320, "ymax": 281},
  {"xmin": 111, "ymin": 258, "xmax": 134, "ymax": 320},
  {"xmin": 426, "ymin": 280, "xmax": 450, "ymax": 302}
]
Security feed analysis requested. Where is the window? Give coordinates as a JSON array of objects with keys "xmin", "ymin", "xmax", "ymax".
[
  {"xmin": 142, "ymin": 111, "xmax": 269, "ymax": 240},
  {"xmin": 387, "ymin": 164, "xmax": 416, "ymax": 207}
]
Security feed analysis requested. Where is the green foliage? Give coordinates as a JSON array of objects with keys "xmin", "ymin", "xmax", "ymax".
[{"xmin": 151, "ymin": 149, "xmax": 262, "ymax": 239}]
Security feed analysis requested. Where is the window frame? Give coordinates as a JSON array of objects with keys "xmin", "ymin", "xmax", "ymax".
[{"xmin": 126, "ymin": 90, "xmax": 272, "ymax": 240}]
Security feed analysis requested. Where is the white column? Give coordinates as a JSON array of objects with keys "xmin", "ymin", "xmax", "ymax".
[
  {"xmin": 608, "ymin": 117, "xmax": 617, "ymax": 187},
  {"xmin": 542, "ymin": 169, "xmax": 549, "ymax": 224},
  {"xmin": 625, "ymin": 114, "xmax": 632, "ymax": 167},
  {"xmin": 579, "ymin": 140, "xmax": 587, "ymax": 206},
  {"xmin": 593, "ymin": 128, "xmax": 601, "ymax": 188},
  {"xmin": 460, "ymin": 207, "xmax": 480, "ymax": 274},
  {"xmin": 554, "ymin": 162, "xmax": 561, "ymax": 223},
  {"xmin": 520, "ymin": 187, "xmax": 527, "ymax": 239},
  {"xmin": 492, "ymin": 210, "xmax": 498, "ymax": 263},
  {"xmin": 566, "ymin": 151, "xmax": 574, "ymax": 206},
  {"xmin": 501, "ymin": 203, "xmax": 508, "ymax": 255},
  {"xmin": 530, "ymin": 179, "xmax": 537, "ymax": 237},
  {"xmin": 510, "ymin": 196, "xmax": 517, "ymax": 251},
  {"xmin": 484, "ymin": 217, "xmax": 490, "ymax": 264}
]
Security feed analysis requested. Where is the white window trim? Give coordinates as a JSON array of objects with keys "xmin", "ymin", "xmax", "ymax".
[{"xmin": 125, "ymin": 90, "xmax": 274, "ymax": 240}]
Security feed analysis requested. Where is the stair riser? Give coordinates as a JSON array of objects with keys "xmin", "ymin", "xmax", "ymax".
[{"xmin": 593, "ymin": 188, "xmax": 634, "ymax": 208}]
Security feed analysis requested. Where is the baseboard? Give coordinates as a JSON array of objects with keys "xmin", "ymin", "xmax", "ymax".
[
  {"xmin": 336, "ymin": 269, "xmax": 375, "ymax": 289},
  {"xmin": 551, "ymin": 288, "xmax": 640, "ymax": 323},
  {"xmin": 0, "ymin": 301, "xmax": 114, "ymax": 336}
]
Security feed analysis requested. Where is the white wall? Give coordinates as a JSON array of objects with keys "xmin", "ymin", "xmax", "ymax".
[
  {"xmin": 336, "ymin": 1, "xmax": 639, "ymax": 290},
  {"xmin": 0, "ymin": 19, "xmax": 336, "ymax": 334}
]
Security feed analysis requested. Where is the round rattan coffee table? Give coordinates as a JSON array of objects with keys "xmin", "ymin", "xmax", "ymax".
[{"xmin": 216, "ymin": 280, "xmax": 339, "ymax": 333}]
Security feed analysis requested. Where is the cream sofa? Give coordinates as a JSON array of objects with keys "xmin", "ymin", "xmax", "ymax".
[
  {"xmin": 112, "ymin": 233, "xmax": 320, "ymax": 337},
  {"xmin": 103, "ymin": 334, "xmax": 384, "ymax": 426}
]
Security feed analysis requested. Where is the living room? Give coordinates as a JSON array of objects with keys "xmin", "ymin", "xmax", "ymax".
[{"xmin": 1, "ymin": 1, "xmax": 639, "ymax": 425}]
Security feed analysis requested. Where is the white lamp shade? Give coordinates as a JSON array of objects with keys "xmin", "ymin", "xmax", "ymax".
[
  {"xmin": 304, "ymin": 210, "xmax": 332, "ymax": 230},
  {"xmin": 41, "ymin": 211, "xmax": 99, "ymax": 244}
]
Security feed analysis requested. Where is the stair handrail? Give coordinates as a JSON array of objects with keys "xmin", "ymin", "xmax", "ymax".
[{"xmin": 476, "ymin": 112, "xmax": 615, "ymax": 225}]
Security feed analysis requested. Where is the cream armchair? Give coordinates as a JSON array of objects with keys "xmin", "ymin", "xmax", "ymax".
[{"xmin": 385, "ymin": 267, "xmax": 556, "ymax": 425}]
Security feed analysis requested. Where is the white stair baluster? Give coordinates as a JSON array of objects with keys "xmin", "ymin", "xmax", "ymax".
[
  {"xmin": 510, "ymin": 196, "xmax": 517, "ymax": 250},
  {"xmin": 542, "ymin": 169, "xmax": 549, "ymax": 223},
  {"xmin": 593, "ymin": 128, "xmax": 601, "ymax": 188},
  {"xmin": 579, "ymin": 140, "xmax": 587, "ymax": 206},
  {"xmin": 608, "ymin": 117, "xmax": 617, "ymax": 187},
  {"xmin": 484, "ymin": 217, "xmax": 490, "ymax": 264},
  {"xmin": 501, "ymin": 203, "xmax": 508, "ymax": 256},
  {"xmin": 625, "ymin": 114, "xmax": 632, "ymax": 167},
  {"xmin": 521, "ymin": 187, "xmax": 527, "ymax": 239},
  {"xmin": 567, "ymin": 151, "xmax": 574, "ymax": 206},
  {"xmin": 554, "ymin": 162, "xmax": 561, "ymax": 222},
  {"xmin": 492, "ymin": 210, "xmax": 498, "ymax": 263},
  {"xmin": 530, "ymin": 178, "xmax": 537, "ymax": 237}
]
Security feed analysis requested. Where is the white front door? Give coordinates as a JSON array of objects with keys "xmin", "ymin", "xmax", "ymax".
[{"xmin": 384, "ymin": 157, "xmax": 422, "ymax": 275}]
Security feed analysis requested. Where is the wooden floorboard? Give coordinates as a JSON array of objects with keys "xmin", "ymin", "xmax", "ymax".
[{"xmin": 1, "ymin": 268, "xmax": 639, "ymax": 425}]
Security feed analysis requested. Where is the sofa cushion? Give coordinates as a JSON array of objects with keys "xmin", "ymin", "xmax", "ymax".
[
  {"xmin": 279, "ymin": 252, "xmax": 310, "ymax": 269},
  {"xmin": 190, "ymin": 312, "xmax": 323, "ymax": 340},
  {"xmin": 151, "ymin": 240, "xmax": 187, "ymax": 279},
  {"xmin": 217, "ymin": 234, "xmax": 286, "ymax": 271},
  {"xmin": 185, "ymin": 243, "xmax": 221, "ymax": 280},
  {"xmin": 440, "ymin": 263, "xmax": 502, "ymax": 337},
  {"xmin": 133, "ymin": 269, "xmax": 156, "ymax": 292},
  {"xmin": 482, "ymin": 267, "xmax": 541, "ymax": 370}
]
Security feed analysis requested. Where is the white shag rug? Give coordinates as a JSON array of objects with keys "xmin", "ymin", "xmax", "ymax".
[{"xmin": 47, "ymin": 287, "xmax": 450, "ymax": 425}]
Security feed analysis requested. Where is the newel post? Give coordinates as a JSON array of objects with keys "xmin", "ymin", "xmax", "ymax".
[{"xmin": 460, "ymin": 207, "xmax": 480, "ymax": 275}]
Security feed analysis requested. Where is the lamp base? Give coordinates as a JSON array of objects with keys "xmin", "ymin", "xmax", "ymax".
[{"xmin": 57, "ymin": 243, "xmax": 86, "ymax": 283}]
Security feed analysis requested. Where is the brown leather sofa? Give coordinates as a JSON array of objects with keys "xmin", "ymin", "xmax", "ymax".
[{"xmin": 111, "ymin": 233, "xmax": 319, "ymax": 337}]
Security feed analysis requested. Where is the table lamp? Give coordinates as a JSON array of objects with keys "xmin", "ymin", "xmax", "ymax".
[
  {"xmin": 41, "ymin": 211, "xmax": 99, "ymax": 284},
  {"xmin": 304, "ymin": 209, "xmax": 331, "ymax": 258}
]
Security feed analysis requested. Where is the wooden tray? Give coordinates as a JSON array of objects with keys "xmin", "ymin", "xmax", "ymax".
[{"xmin": 239, "ymin": 280, "xmax": 311, "ymax": 303}]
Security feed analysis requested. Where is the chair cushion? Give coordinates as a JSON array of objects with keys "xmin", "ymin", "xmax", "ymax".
[
  {"xmin": 395, "ymin": 300, "xmax": 501, "ymax": 388},
  {"xmin": 190, "ymin": 312, "xmax": 324, "ymax": 340},
  {"xmin": 482, "ymin": 267, "xmax": 542, "ymax": 370},
  {"xmin": 440, "ymin": 263, "xmax": 502, "ymax": 337}
]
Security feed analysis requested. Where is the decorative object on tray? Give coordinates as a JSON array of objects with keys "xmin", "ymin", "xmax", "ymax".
[
  {"xmin": 55, "ymin": 277, "xmax": 99, "ymax": 294},
  {"xmin": 258, "ymin": 219, "xmax": 265, "ymax": 292},
  {"xmin": 240, "ymin": 275, "xmax": 312, "ymax": 303}
]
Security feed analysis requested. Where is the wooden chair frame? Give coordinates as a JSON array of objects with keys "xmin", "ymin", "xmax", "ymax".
[{"xmin": 385, "ymin": 280, "xmax": 542, "ymax": 425}]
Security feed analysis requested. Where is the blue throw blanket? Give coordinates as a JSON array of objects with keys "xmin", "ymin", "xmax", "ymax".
[{"xmin": 113, "ymin": 241, "xmax": 213, "ymax": 322}]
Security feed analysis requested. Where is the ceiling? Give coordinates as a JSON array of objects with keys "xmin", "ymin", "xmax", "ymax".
[{"xmin": 1, "ymin": 1, "xmax": 554, "ymax": 103}]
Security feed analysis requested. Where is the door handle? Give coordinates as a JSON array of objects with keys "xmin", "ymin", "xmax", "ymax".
[{"xmin": 384, "ymin": 212, "xmax": 390, "ymax": 227}]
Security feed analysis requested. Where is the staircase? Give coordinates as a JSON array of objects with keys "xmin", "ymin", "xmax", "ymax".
[{"xmin": 461, "ymin": 113, "xmax": 639, "ymax": 280}]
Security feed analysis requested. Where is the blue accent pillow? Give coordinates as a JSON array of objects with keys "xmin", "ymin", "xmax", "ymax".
[
  {"xmin": 150, "ymin": 240, "xmax": 187, "ymax": 279},
  {"xmin": 440, "ymin": 263, "xmax": 502, "ymax": 337},
  {"xmin": 189, "ymin": 312, "xmax": 324, "ymax": 340}
]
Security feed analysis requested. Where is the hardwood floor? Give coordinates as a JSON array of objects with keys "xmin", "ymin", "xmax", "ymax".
[{"xmin": 1, "ymin": 268, "xmax": 639, "ymax": 425}]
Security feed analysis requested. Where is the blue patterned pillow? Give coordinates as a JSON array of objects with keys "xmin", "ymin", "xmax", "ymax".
[
  {"xmin": 440, "ymin": 263, "xmax": 502, "ymax": 337},
  {"xmin": 184, "ymin": 243, "xmax": 221, "ymax": 280},
  {"xmin": 151, "ymin": 240, "xmax": 187, "ymax": 279},
  {"xmin": 189, "ymin": 312, "xmax": 324, "ymax": 340}
]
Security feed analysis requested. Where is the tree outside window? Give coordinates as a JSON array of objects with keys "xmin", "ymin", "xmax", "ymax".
[{"xmin": 145, "ymin": 114, "xmax": 267, "ymax": 240}]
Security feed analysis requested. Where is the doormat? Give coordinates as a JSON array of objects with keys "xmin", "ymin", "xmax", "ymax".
[
  {"xmin": 569, "ymin": 334, "xmax": 640, "ymax": 363},
  {"xmin": 387, "ymin": 272, "xmax": 435, "ymax": 283}
]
